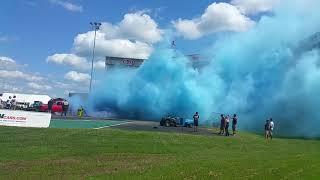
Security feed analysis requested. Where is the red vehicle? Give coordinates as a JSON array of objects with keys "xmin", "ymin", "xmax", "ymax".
[{"xmin": 39, "ymin": 98, "xmax": 66, "ymax": 113}]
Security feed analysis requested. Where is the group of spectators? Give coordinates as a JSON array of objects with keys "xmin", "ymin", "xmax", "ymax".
[
  {"xmin": 219, "ymin": 114, "xmax": 238, "ymax": 136},
  {"xmin": 47, "ymin": 99, "xmax": 69, "ymax": 116},
  {"xmin": 264, "ymin": 118, "xmax": 275, "ymax": 139},
  {"xmin": 0, "ymin": 96, "xmax": 17, "ymax": 110},
  {"xmin": 192, "ymin": 112, "xmax": 275, "ymax": 139},
  {"xmin": 192, "ymin": 112, "xmax": 238, "ymax": 136}
]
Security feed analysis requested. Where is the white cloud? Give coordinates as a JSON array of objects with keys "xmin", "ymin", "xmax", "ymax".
[
  {"xmin": 0, "ymin": 70, "xmax": 43, "ymax": 81},
  {"xmin": 73, "ymin": 12, "xmax": 161, "ymax": 59},
  {"xmin": 173, "ymin": 2, "xmax": 255, "ymax": 39},
  {"xmin": 47, "ymin": 53, "xmax": 88, "ymax": 70},
  {"xmin": 231, "ymin": 0, "xmax": 279, "ymax": 15},
  {"xmin": 47, "ymin": 12, "xmax": 161, "ymax": 70},
  {"xmin": 0, "ymin": 82, "xmax": 22, "ymax": 93},
  {"xmin": 50, "ymin": 0, "xmax": 83, "ymax": 12},
  {"xmin": 100, "ymin": 12, "xmax": 163, "ymax": 44},
  {"xmin": 0, "ymin": 56, "xmax": 15, "ymax": 63},
  {"xmin": 73, "ymin": 32, "xmax": 153, "ymax": 59},
  {"xmin": 46, "ymin": 53, "xmax": 106, "ymax": 71},
  {"xmin": 0, "ymin": 56, "xmax": 18, "ymax": 70},
  {"xmin": 94, "ymin": 60, "xmax": 106, "ymax": 69},
  {"xmin": 173, "ymin": 20, "xmax": 201, "ymax": 40},
  {"xmin": 64, "ymin": 71, "xmax": 90, "ymax": 83},
  {"xmin": 28, "ymin": 82, "xmax": 52, "ymax": 90}
]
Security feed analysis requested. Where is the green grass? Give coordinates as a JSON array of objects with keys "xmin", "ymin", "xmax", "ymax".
[{"xmin": 0, "ymin": 126, "xmax": 319, "ymax": 179}]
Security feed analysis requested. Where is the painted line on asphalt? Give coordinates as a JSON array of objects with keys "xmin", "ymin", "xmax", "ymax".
[
  {"xmin": 52, "ymin": 119, "xmax": 95, "ymax": 122},
  {"xmin": 94, "ymin": 121, "xmax": 133, "ymax": 129}
]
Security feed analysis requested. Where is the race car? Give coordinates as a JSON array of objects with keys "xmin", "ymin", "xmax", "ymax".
[{"xmin": 160, "ymin": 115, "xmax": 194, "ymax": 127}]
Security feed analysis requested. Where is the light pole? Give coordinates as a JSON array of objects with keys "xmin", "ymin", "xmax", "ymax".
[{"xmin": 89, "ymin": 22, "xmax": 101, "ymax": 93}]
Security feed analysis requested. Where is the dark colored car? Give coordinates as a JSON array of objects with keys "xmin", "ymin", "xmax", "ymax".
[
  {"xmin": 160, "ymin": 115, "xmax": 180, "ymax": 127},
  {"xmin": 160, "ymin": 115, "xmax": 194, "ymax": 127},
  {"xmin": 27, "ymin": 101, "xmax": 44, "ymax": 112}
]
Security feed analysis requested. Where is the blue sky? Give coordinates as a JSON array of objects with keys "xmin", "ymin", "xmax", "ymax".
[{"xmin": 0, "ymin": 0, "xmax": 277, "ymax": 97}]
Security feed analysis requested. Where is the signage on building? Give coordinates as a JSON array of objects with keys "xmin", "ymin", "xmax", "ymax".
[
  {"xmin": 105, "ymin": 54, "xmax": 209, "ymax": 70},
  {"xmin": 105, "ymin": 56, "xmax": 145, "ymax": 69}
]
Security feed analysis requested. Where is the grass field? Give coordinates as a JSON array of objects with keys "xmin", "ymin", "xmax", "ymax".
[{"xmin": 0, "ymin": 126, "xmax": 319, "ymax": 179}]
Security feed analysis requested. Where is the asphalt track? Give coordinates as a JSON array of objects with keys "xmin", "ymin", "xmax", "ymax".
[{"xmin": 51, "ymin": 116, "xmax": 221, "ymax": 136}]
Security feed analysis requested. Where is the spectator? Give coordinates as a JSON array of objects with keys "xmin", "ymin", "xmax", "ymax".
[
  {"xmin": 269, "ymin": 118, "xmax": 274, "ymax": 139},
  {"xmin": 11, "ymin": 95, "xmax": 16, "ymax": 110},
  {"xmin": 219, "ymin": 114, "xmax": 225, "ymax": 135},
  {"xmin": 264, "ymin": 120, "xmax": 270, "ymax": 139},
  {"xmin": 225, "ymin": 115, "xmax": 230, "ymax": 136},
  {"xmin": 193, "ymin": 112, "xmax": 199, "ymax": 132},
  {"xmin": 77, "ymin": 106, "xmax": 84, "ymax": 117},
  {"xmin": 6, "ymin": 96, "xmax": 11, "ymax": 109},
  {"xmin": 0, "ymin": 99, "xmax": 4, "ymax": 109},
  {"xmin": 48, "ymin": 99, "xmax": 53, "ymax": 113},
  {"xmin": 232, "ymin": 114, "xmax": 238, "ymax": 136},
  {"xmin": 61, "ymin": 100, "xmax": 69, "ymax": 117}
]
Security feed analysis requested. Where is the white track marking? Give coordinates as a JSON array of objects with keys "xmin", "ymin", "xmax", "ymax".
[
  {"xmin": 52, "ymin": 119, "xmax": 94, "ymax": 122},
  {"xmin": 94, "ymin": 121, "xmax": 132, "ymax": 129}
]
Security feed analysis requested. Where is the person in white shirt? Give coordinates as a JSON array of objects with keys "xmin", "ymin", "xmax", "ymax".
[
  {"xmin": 225, "ymin": 115, "xmax": 230, "ymax": 136},
  {"xmin": 269, "ymin": 118, "xmax": 274, "ymax": 139},
  {"xmin": 11, "ymin": 95, "xmax": 16, "ymax": 110}
]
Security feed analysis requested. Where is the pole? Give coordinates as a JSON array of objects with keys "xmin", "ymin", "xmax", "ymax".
[
  {"xmin": 89, "ymin": 22, "xmax": 101, "ymax": 93},
  {"xmin": 89, "ymin": 28, "xmax": 97, "ymax": 93}
]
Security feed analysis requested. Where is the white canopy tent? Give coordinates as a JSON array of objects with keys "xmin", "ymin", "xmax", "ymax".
[{"xmin": 0, "ymin": 93, "xmax": 51, "ymax": 104}]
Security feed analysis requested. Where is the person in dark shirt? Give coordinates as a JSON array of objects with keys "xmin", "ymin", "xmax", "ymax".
[
  {"xmin": 219, "ymin": 114, "xmax": 225, "ymax": 135},
  {"xmin": 232, "ymin": 114, "xmax": 238, "ymax": 136},
  {"xmin": 264, "ymin": 120, "xmax": 270, "ymax": 139},
  {"xmin": 47, "ymin": 99, "xmax": 53, "ymax": 113},
  {"xmin": 193, "ymin": 112, "xmax": 199, "ymax": 132}
]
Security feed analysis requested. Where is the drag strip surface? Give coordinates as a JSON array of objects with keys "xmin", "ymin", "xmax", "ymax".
[{"xmin": 109, "ymin": 120, "xmax": 220, "ymax": 136}]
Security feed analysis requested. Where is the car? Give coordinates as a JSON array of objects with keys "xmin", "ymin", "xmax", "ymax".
[
  {"xmin": 160, "ymin": 115, "xmax": 194, "ymax": 128},
  {"xmin": 27, "ymin": 101, "xmax": 43, "ymax": 112},
  {"xmin": 160, "ymin": 115, "xmax": 180, "ymax": 127},
  {"xmin": 183, "ymin": 119, "xmax": 194, "ymax": 128},
  {"xmin": 16, "ymin": 102, "xmax": 30, "ymax": 110}
]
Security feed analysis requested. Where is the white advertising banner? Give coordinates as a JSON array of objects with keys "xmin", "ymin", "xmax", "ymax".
[{"xmin": 0, "ymin": 109, "xmax": 51, "ymax": 128}]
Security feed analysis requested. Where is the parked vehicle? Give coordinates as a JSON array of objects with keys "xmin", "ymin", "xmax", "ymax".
[
  {"xmin": 41, "ymin": 98, "xmax": 65, "ymax": 113},
  {"xmin": 160, "ymin": 115, "xmax": 194, "ymax": 128},
  {"xmin": 183, "ymin": 119, "xmax": 194, "ymax": 128},
  {"xmin": 16, "ymin": 102, "xmax": 30, "ymax": 110},
  {"xmin": 160, "ymin": 115, "xmax": 179, "ymax": 127},
  {"xmin": 27, "ymin": 101, "xmax": 45, "ymax": 112}
]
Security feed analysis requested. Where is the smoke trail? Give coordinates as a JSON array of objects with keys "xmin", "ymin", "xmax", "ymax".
[{"xmin": 87, "ymin": 0, "xmax": 320, "ymax": 137}]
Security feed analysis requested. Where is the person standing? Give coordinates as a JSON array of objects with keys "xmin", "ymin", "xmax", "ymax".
[
  {"xmin": 232, "ymin": 114, "xmax": 238, "ymax": 136},
  {"xmin": 6, "ymin": 96, "xmax": 11, "ymax": 109},
  {"xmin": 11, "ymin": 95, "xmax": 16, "ymax": 110},
  {"xmin": 48, "ymin": 99, "xmax": 53, "ymax": 113},
  {"xmin": 225, "ymin": 115, "xmax": 230, "ymax": 136},
  {"xmin": 264, "ymin": 120, "xmax": 270, "ymax": 139},
  {"xmin": 61, "ymin": 100, "xmax": 69, "ymax": 117},
  {"xmin": 269, "ymin": 118, "xmax": 274, "ymax": 139},
  {"xmin": 219, "ymin": 114, "xmax": 225, "ymax": 135},
  {"xmin": 193, "ymin": 112, "xmax": 199, "ymax": 132}
]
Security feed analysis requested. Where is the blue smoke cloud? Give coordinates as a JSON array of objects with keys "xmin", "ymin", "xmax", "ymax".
[{"xmin": 86, "ymin": 0, "xmax": 320, "ymax": 137}]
